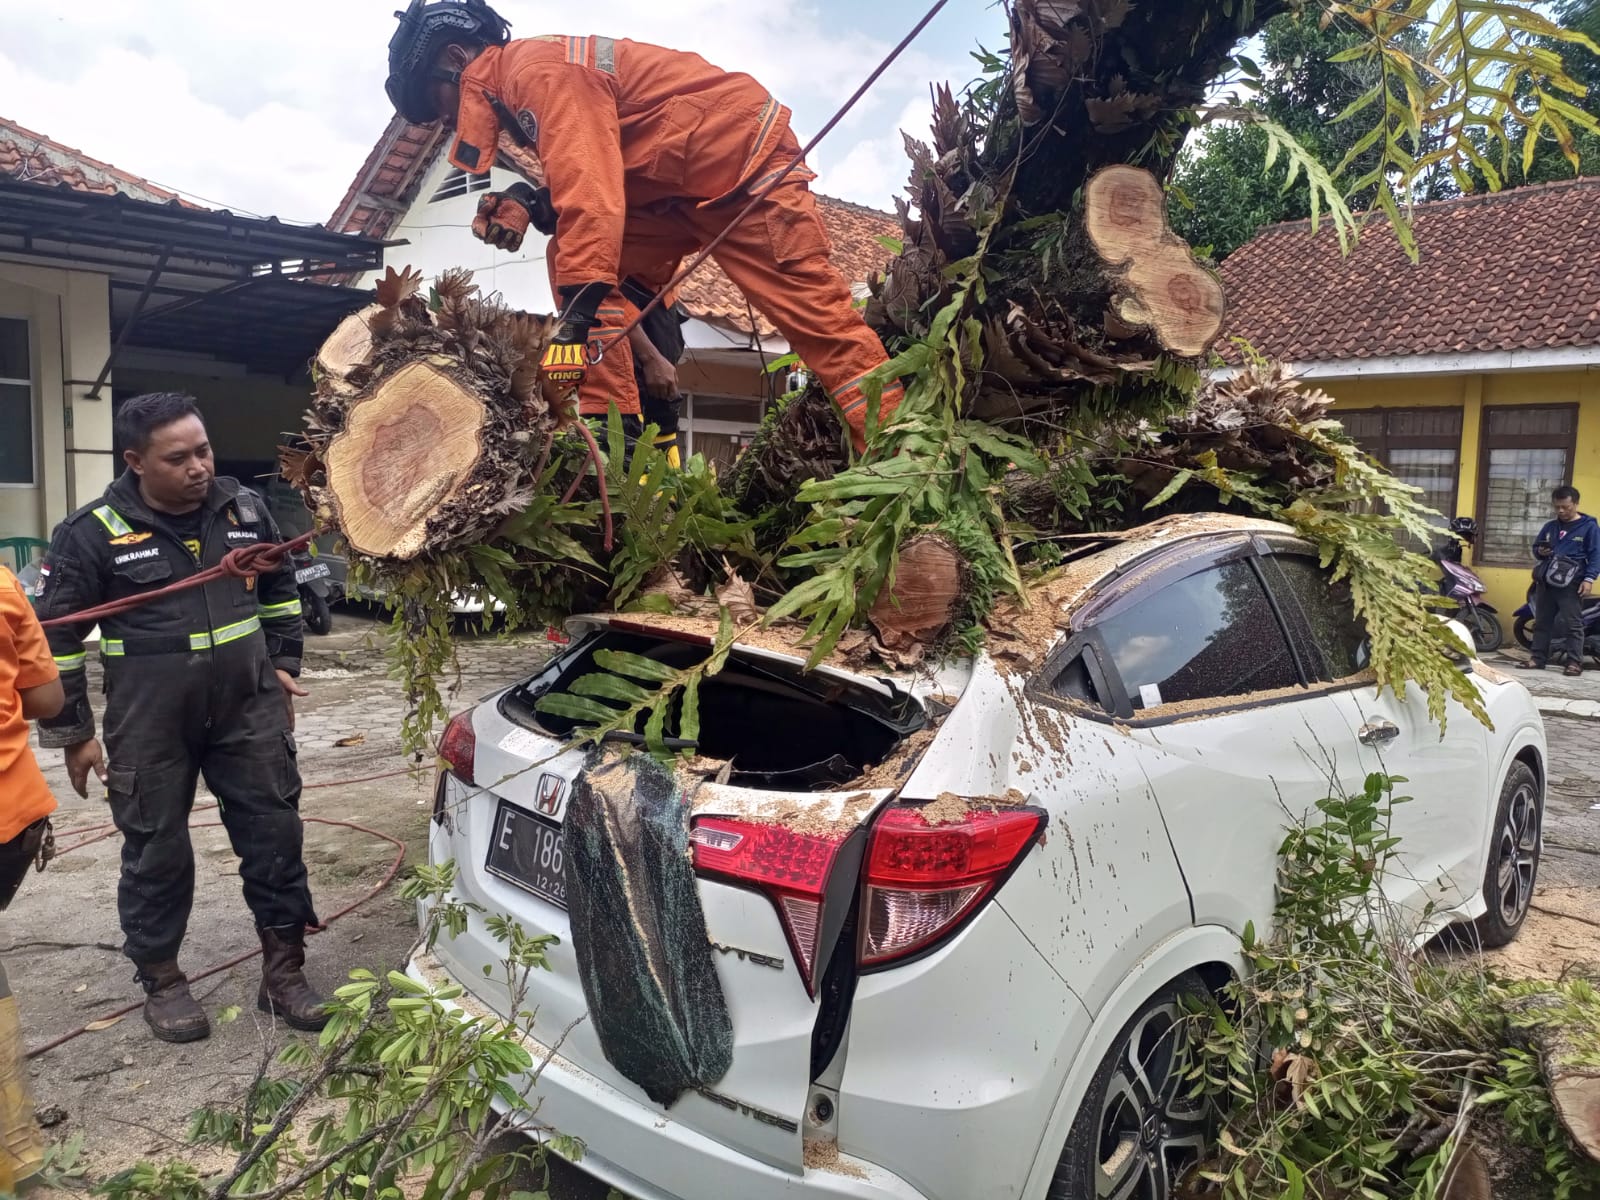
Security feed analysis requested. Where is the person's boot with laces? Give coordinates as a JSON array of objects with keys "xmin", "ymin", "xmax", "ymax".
[
  {"xmin": 257, "ymin": 925, "xmax": 329, "ymax": 1032},
  {"xmin": 136, "ymin": 961, "xmax": 210, "ymax": 1043}
]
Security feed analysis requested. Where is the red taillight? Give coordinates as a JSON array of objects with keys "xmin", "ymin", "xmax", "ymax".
[
  {"xmin": 859, "ymin": 805, "xmax": 1045, "ymax": 968},
  {"xmin": 690, "ymin": 817, "xmax": 846, "ymax": 996},
  {"xmin": 438, "ymin": 710, "xmax": 477, "ymax": 786}
]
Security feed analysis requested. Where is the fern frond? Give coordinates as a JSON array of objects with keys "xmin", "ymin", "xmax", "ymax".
[
  {"xmin": 1209, "ymin": 107, "xmax": 1361, "ymax": 254},
  {"xmin": 1323, "ymin": 0, "xmax": 1600, "ymax": 237}
]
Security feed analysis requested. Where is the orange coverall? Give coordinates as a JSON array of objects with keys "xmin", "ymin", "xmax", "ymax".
[
  {"xmin": 542, "ymin": 248, "xmax": 639, "ymax": 420},
  {"xmin": 448, "ymin": 35, "xmax": 902, "ymax": 451}
]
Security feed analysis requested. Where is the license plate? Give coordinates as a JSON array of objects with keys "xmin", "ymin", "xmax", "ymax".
[
  {"xmin": 295, "ymin": 562, "xmax": 331, "ymax": 583},
  {"xmin": 484, "ymin": 801, "xmax": 568, "ymax": 908}
]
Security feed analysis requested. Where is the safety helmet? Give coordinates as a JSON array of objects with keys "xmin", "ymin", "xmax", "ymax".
[
  {"xmin": 386, "ymin": 0, "xmax": 512, "ymax": 125},
  {"xmin": 1448, "ymin": 515, "xmax": 1478, "ymax": 541}
]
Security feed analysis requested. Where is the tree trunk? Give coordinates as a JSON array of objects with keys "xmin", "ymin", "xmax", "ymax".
[
  {"xmin": 320, "ymin": 361, "xmax": 492, "ymax": 560},
  {"xmin": 297, "ymin": 267, "xmax": 561, "ymax": 564},
  {"xmin": 1082, "ymin": 165, "xmax": 1226, "ymax": 358}
]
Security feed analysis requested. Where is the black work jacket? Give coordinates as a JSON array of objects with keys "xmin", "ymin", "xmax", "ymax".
[{"xmin": 34, "ymin": 472, "xmax": 303, "ymax": 748}]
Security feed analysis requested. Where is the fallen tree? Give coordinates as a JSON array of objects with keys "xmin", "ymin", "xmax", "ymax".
[
  {"xmin": 286, "ymin": 0, "xmax": 1598, "ymax": 748},
  {"xmin": 1186, "ymin": 774, "xmax": 1600, "ymax": 1200}
]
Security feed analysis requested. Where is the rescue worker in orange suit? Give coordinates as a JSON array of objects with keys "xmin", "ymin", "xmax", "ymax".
[{"xmin": 384, "ymin": 0, "xmax": 901, "ymax": 454}]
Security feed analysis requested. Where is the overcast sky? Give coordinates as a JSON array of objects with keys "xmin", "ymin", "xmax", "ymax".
[{"xmin": 0, "ymin": 0, "xmax": 1002, "ymax": 225}]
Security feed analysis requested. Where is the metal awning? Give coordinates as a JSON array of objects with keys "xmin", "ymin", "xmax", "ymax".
[
  {"xmin": 127, "ymin": 277, "xmax": 374, "ymax": 376},
  {"xmin": 0, "ymin": 177, "xmax": 400, "ymax": 383},
  {"xmin": 0, "ymin": 177, "xmax": 389, "ymax": 280}
]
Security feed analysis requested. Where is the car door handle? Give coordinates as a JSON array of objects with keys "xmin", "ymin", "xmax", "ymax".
[{"xmin": 1358, "ymin": 719, "xmax": 1400, "ymax": 746}]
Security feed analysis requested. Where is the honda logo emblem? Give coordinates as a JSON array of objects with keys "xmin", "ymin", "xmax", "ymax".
[{"xmin": 535, "ymin": 774, "xmax": 565, "ymax": 817}]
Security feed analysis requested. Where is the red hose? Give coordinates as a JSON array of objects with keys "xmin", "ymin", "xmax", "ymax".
[{"xmin": 25, "ymin": 795, "xmax": 413, "ymax": 1059}]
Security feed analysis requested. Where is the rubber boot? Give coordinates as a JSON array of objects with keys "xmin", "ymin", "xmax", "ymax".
[
  {"xmin": 257, "ymin": 926, "xmax": 329, "ymax": 1032},
  {"xmin": 135, "ymin": 961, "xmax": 210, "ymax": 1044}
]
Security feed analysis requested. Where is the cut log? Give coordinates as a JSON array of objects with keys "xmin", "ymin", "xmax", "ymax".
[
  {"xmin": 321, "ymin": 361, "xmax": 489, "ymax": 560},
  {"xmin": 314, "ymin": 304, "xmax": 379, "ymax": 393},
  {"xmin": 1532, "ymin": 1024, "xmax": 1600, "ymax": 1164},
  {"xmin": 869, "ymin": 533, "xmax": 965, "ymax": 651},
  {"xmin": 1083, "ymin": 165, "xmax": 1226, "ymax": 358},
  {"xmin": 1440, "ymin": 1140, "xmax": 1492, "ymax": 1200},
  {"xmin": 1509, "ymin": 992, "xmax": 1600, "ymax": 1164},
  {"xmin": 297, "ymin": 267, "xmax": 567, "ymax": 565}
]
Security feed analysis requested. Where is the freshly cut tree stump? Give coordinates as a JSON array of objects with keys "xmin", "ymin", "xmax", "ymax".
[
  {"xmin": 322, "ymin": 361, "xmax": 488, "ymax": 560},
  {"xmin": 869, "ymin": 533, "xmax": 965, "ymax": 652},
  {"xmin": 295, "ymin": 266, "xmax": 569, "ymax": 566},
  {"xmin": 1083, "ymin": 165, "xmax": 1226, "ymax": 358},
  {"xmin": 314, "ymin": 303, "xmax": 380, "ymax": 394}
]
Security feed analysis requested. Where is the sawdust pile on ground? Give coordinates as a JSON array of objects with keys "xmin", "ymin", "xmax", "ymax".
[
  {"xmin": 804, "ymin": 1139, "xmax": 868, "ymax": 1179},
  {"xmin": 1481, "ymin": 888, "xmax": 1600, "ymax": 980}
]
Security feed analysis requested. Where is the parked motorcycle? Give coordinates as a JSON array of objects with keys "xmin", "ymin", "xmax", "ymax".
[
  {"xmin": 291, "ymin": 543, "xmax": 334, "ymax": 636},
  {"xmin": 1512, "ymin": 584, "xmax": 1600, "ymax": 666},
  {"xmin": 1433, "ymin": 517, "xmax": 1502, "ymax": 653}
]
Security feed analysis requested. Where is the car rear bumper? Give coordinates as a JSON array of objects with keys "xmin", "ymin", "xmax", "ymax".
[{"xmin": 406, "ymin": 951, "xmax": 929, "ymax": 1200}]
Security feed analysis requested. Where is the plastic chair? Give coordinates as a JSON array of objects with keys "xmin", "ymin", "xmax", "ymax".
[{"xmin": 0, "ymin": 538, "xmax": 47, "ymax": 575}]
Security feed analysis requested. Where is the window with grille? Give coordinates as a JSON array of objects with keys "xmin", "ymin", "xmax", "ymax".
[
  {"xmin": 430, "ymin": 167, "xmax": 493, "ymax": 203},
  {"xmin": 1476, "ymin": 405, "xmax": 1577, "ymax": 566},
  {"xmin": 1337, "ymin": 407, "xmax": 1462, "ymax": 526},
  {"xmin": 0, "ymin": 318, "xmax": 34, "ymax": 486}
]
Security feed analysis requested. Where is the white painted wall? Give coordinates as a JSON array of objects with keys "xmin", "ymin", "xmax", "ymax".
[
  {"xmin": 363, "ymin": 154, "xmax": 557, "ymax": 313},
  {"xmin": 0, "ymin": 261, "xmax": 112, "ymax": 540}
]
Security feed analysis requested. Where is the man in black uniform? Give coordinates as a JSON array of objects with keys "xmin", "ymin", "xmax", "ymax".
[
  {"xmin": 621, "ymin": 277, "xmax": 688, "ymax": 469},
  {"xmin": 35, "ymin": 393, "xmax": 329, "ymax": 1042}
]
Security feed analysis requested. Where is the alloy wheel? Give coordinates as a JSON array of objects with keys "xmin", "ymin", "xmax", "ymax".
[
  {"xmin": 1495, "ymin": 780, "xmax": 1540, "ymax": 927},
  {"xmin": 1093, "ymin": 1001, "xmax": 1210, "ymax": 1200}
]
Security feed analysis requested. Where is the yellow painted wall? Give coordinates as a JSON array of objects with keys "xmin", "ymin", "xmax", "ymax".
[{"xmin": 1323, "ymin": 368, "xmax": 1600, "ymax": 617}]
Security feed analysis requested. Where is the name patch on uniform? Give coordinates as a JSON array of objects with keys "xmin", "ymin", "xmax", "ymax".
[
  {"xmin": 113, "ymin": 547, "xmax": 160, "ymax": 565},
  {"xmin": 226, "ymin": 530, "xmax": 257, "ymax": 542},
  {"xmin": 109, "ymin": 532, "xmax": 153, "ymax": 546}
]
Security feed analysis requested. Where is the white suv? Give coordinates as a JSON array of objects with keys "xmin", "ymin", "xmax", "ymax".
[{"xmin": 412, "ymin": 513, "xmax": 1545, "ymax": 1200}]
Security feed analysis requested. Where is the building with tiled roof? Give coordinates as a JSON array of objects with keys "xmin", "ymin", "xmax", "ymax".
[
  {"xmin": 0, "ymin": 116, "xmax": 384, "ymax": 551},
  {"xmin": 676, "ymin": 195, "xmax": 899, "ymax": 339},
  {"xmin": 331, "ymin": 114, "xmax": 898, "ymax": 470},
  {"xmin": 0, "ymin": 116, "xmax": 184, "ymax": 204},
  {"xmin": 1219, "ymin": 177, "xmax": 1600, "ymax": 616}
]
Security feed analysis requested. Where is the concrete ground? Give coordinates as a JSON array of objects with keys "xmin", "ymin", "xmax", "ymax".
[
  {"xmin": 13, "ymin": 609, "xmax": 609, "ymax": 1197},
  {"xmin": 1478, "ymin": 644, "xmax": 1600, "ymax": 977},
  {"xmin": 8, "ymin": 617, "xmax": 1599, "ymax": 1194}
]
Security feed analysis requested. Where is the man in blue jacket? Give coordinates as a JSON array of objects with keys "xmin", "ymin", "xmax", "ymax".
[{"xmin": 1525, "ymin": 485, "xmax": 1600, "ymax": 675}]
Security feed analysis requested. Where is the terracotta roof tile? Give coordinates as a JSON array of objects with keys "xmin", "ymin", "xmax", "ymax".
[
  {"xmin": 0, "ymin": 115, "xmax": 185, "ymax": 204},
  {"xmin": 1221, "ymin": 177, "xmax": 1600, "ymax": 362},
  {"xmin": 329, "ymin": 115, "xmax": 449, "ymax": 241},
  {"xmin": 675, "ymin": 194, "xmax": 900, "ymax": 336}
]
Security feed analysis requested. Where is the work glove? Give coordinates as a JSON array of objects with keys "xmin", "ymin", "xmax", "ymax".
[
  {"xmin": 470, "ymin": 182, "xmax": 554, "ymax": 251},
  {"xmin": 539, "ymin": 282, "xmax": 612, "ymax": 390}
]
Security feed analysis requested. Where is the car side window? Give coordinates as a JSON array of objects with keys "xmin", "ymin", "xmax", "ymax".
[
  {"xmin": 1047, "ymin": 650, "xmax": 1105, "ymax": 710},
  {"xmin": 1267, "ymin": 555, "xmax": 1371, "ymax": 680},
  {"xmin": 1092, "ymin": 560, "xmax": 1298, "ymax": 711}
]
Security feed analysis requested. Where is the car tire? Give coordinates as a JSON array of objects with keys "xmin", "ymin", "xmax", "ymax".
[
  {"xmin": 1049, "ymin": 972, "xmax": 1213, "ymax": 1200},
  {"xmin": 1472, "ymin": 761, "xmax": 1541, "ymax": 949}
]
